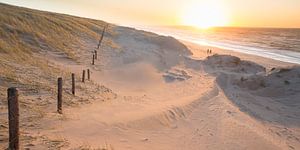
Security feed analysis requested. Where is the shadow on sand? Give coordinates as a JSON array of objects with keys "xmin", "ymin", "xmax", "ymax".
[{"xmin": 201, "ymin": 54, "xmax": 300, "ymax": 127}]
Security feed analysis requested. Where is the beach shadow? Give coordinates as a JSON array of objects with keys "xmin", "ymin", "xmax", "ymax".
[{"xmin": 212, "ymin": 59, "xmax": 300, "ymax": 127}]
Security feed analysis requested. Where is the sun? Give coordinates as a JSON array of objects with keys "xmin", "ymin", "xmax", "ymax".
[{"xmin": 181, "ymin": 1, "xmax": 229, "ymax": 29}]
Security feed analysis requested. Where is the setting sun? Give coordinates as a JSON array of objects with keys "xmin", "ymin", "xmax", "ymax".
[{"xmin": 181, "ymin": 1, "xmax": 229, "ymax": 29}]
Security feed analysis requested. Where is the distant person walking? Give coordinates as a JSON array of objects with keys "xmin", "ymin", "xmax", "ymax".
[{"xmin": 207, "ymin": 49, "xmax": 212, "ymax": 55}]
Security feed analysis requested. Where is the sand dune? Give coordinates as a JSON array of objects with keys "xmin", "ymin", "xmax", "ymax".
[
  {"xmin": 1, "ymin": 3, "xmax": 300, "ymax": 150},
  {"xmin": 39, "ymin": 28, "xmax": 300, "ymax": 149}
]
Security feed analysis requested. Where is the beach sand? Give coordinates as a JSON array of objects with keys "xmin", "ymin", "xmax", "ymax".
[
  {"xmin": 13, "ymin": 26, "xmax": 298, "ymax": 150},
  {"xmin": 1, "ymin": 6, "xmax": 300, "ymax": 149}
]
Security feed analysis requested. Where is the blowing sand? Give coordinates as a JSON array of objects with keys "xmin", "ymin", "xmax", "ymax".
[{"xmin": 1, "ymin": 25, "xmax": 300, "ymax": 150}]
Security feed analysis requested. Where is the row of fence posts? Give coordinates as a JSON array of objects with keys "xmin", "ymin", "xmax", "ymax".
[
  {"xmin": 5, "ymin": 25, "xmax": 106, "ymax": 150},
  {"xmin": 94, "ymin": 25, "xmax": 105, "ymax": 65},
  {"xmin": 81, "ymin": 69, "xmax": 91, "ymax": 83},
  {"xmin": 7, "ymin": 69, "xmax": 92, "ymax": 149},
  {"xmin": 97, "ymin": 26, "xmax": 106, "ymax": 49}
]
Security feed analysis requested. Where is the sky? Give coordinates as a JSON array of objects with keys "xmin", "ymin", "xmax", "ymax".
[{"xmin": 1, "ymin": 0, "xmax": 300, "ymax": 28}]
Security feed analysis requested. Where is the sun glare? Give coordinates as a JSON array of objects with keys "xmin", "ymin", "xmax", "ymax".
[{"xmin": 181, "ymin": 1, "xmax": 229, "ymax": 29}]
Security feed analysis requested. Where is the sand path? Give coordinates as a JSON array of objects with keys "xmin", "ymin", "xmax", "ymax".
[
  {"xmin": 39, "ymin": 26, "xmax": 299, "ymax": 149},
  {"xmin": 45, "ymin": 63, "xmax": 280, "ymax": 149}
]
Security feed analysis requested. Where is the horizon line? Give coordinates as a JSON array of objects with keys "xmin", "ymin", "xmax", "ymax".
[{"xmin": 1, "ymin": 2, "xmax": 300, "ymax": 30}]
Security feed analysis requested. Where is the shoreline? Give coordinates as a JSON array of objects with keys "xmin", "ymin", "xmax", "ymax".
[
  {"xmin": 181, "ymin": 40, "xmax": 297, "ymax": 69},
  {"xmin": 135, "ymin": 26, "xmax": 300, "ymax": 65}
]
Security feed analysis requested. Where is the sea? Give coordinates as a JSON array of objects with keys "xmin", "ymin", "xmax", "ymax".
[{"xmin": 136, "ymin": 26, "xmax": 300, "ymax": 64}]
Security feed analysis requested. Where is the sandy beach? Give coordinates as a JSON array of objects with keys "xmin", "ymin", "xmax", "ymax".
[
  {"xmin": 42, "ymin": 31, "xmax": 300, "ymax": 149},
  {"xmin": 1, "ymin": 3, "xmax": 300, "ymax": 150}
]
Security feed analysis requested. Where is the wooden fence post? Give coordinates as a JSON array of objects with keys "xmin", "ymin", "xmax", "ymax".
[
  {"xmin": 92, "ymin": 54, "xmax": 95, "ymax": 65},
  {"xmin": 57, "ymin": 77, "xmax": 62, "ymax": 114},
  {"xmin": 82, "ymin": 70, "xmax": 85, "ymax": 82},
  {"xmin": 87, "ymin": 69, "xmax": 90, "ymax": 80},
  {"xmin": 94, "ymin": 50, "xmax": 97, "ymax": 60},
  {"xmin": 7, "ymin": 87, "xmax": 19, "ymax": 150},
  {"xmin": 71, "ymin": 73, "xmax": 75, "ymax": 95}
]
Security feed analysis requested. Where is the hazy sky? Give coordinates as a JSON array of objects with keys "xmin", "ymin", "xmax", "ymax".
[{"xmin": 1, "ymin": 0, "xmax": 300, "ymax": 28}]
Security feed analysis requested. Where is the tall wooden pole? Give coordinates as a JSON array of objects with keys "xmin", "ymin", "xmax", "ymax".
[
  {"xmin": 57, "ymin": 77, "xmax": 62, "ymax": 114},
  {"xmin": 87, "ymin": 69, "xmax": 90, "ymax": 80},
  {"xmin": 82, "ymin": 70, "xmax": 85, "ymax": 83},
  {"xmin": 8, "ymin": 87, "xmax": 19, "ymax": 150},
  {"xmin": 71, "ymin": 73, "xmax": 75, "ymax": 95},
  {"xmin": 92, "ymin": 54, "xmax": 95, "ymax": 65}
]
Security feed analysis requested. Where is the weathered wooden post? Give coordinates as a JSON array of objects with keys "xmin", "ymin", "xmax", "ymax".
[
  {"xmin": 82, "ymin": 70, "xmax": 85, "ymax": 82},
  {"xmin": 87, "ymin": 69, "xmax": 90, "ymax": 80},
  {"xmin": 57, "ymin": 77, "xmax": 62, "ymax": 114},
  {"xmin": 92, "ymin": 54, "xmax": 95, "ymax": 65},
  {"xmin": 71, "ymin": 73, "xmax": 75, "ymax": 95},
  {"xmin": 7, "ymin": 87, "xmax": 19, "ymax": 150},
  {"xmin": 94, "ymin": 50, "xmax": 97, "ymax": 60}
]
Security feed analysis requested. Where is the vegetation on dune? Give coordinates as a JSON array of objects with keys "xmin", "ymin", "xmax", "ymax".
[
  {"xmin": 0, "ymin": 3, "xmax": 110, "ymax": 93},
  {"xmin": 0, "ymin": 3, "xmax": 119, "ymax": 148},
  {"xmin": 0, "ymin": 3, "xmax": 120, "ymax": 113},
  {"xmin": 0, "ymin": 3, "xmax": 107, "ymax": 57}
]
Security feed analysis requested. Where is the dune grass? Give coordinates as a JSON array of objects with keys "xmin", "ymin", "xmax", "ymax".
[
  {"xmin": 0, "ymin": 3, "xmax": 112, "ymax": 95},
  {"xmin": 0, "ymin": 3, "xmax": 108, "ymax": 57},
  {"xmin": 0, "ymin": 2, "xmax": 122, "ymax": 107},
  {"xmin": 0, "ymin": 3, "xmax": 121, "ymax": 149}
]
